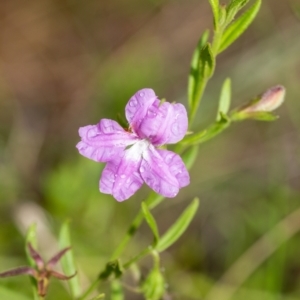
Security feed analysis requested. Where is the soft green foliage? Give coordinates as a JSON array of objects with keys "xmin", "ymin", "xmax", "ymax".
[
  {"xmin": 188, "ymin": 31, "xmax": 209, "ymax": 110},
  {"xmin": 208, "ymin": 0, "xmax": 219, "ymax": 29},
  {"xmin": 188, "ymin": 42, "xmax": 215, "ymax": 123},
  {"xmin": 226, "ymin": 0, "xmax": 250, "ymax": 25},
  {"xmin": 25, "ymin": 224, "xmax": 38, "ymax": 268},
  {"xmin": 180, "ymin": 113, "xmax": 231, "ymax": 146},
  {"xmin": 110, "ymin": 281, "xmax": 124, "ymax": 300},
  {"xmin": 231, "ymin": 111, "xmax": 278, "ymax": 121},
  {"xmin": 181, "ymin": 145, "xmax": 199, "ymax": 169},
  {"xmin": 141, "ymin": 266, "xmax": 165, "ymax": 300},
  {"xmin": 217, "ymin": 78, "xmax": 231, "ymax": 121},
  {"xmin": 141, "ymin": 203, "xmax": 160, "ymax": 245},
  {"xmin": 25, "ymin": 224, "xmax": 39, "ymax": 300},
  {"xmin": 219, "ymin": 0, "xmax": 262, "ymax": 53},
  {"xmin": 156, "ymin": 198, "xmax": 199, "ymax": 252},
  {"xmin": 0, "ymin": 1, "xmax": 293, "ymax": 300},
  {"xmin": 59, "ymin": 222, "xmax": 81, "ymax": 298}
]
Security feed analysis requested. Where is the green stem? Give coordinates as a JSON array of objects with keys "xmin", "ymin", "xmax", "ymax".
[
  {"xmin": 211, "ymin": 27, "xmax": 224, "ymax": 56},
  {"xmin": 189, "ymin": 79, "xmax": 208, "ymax": 127},
  {"xmin": 79, "ymin": 193, "xmax": 164, "ymax": 300},
  {"xmin": 111, "ymin": 193, "xmax": 163, "ymax": 261},
  {"xmin": 79, "ymin": 279, "xmax": 101, "ymax": 300},
  {"xmin": 123, "ymin": 247, "xmax": 152, "ymax": 270},
  {"xmin": 80, "ymin": 23, "xmax": 227, "ymax": 300}
]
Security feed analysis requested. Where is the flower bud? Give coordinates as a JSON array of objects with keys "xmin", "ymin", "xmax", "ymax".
[
  {"xmin": 239, "ymin": 85, "xmax": 285, "ymax": 113},
  {"xmin": 141, "ymin": 267, "xmax": 165, "ymax": 300},
  {"xmin": 231, "ymin": 85, "xmax": 285, "ymax": 121}
]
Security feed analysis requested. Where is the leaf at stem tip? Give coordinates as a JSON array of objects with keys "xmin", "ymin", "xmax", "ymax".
[
  {"xmin": 141, "ymin": 202, "xmax": 160, "ymax": 245},
  {"xmin": 188, "ymin": 30, "xmax": 209, "ymax": 108},
  {"xmin": 156, "ymin": 198, "xmax": 200, "ymax": 252},
  {"xmin": 58, "ymin": 221, "xmax": 81, "ymax": 298},
  {"xmin": 219, "ymin": 0, "xmax": 261, "ymax": 53},
  {"xmin": 217, "ymin": 78, "xmax": 231, "ymax": 121},
  {"xmin": 226, "ymin": 0, "xmax": 250, "ymax": 25},
  {"xmin": 208, "ymin": 0, "xmax": 219, "ymax": 29}
]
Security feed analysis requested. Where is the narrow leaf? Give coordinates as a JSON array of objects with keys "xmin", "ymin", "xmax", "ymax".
[
  {"xmin": 188, "ymin": 30, "xmax": 209, "ymax": 108},
  {"xmin": 219, "ymin": 0, "xmax": 261, "ymax": 53},
  {"xmin": 59, "ymin": 221, "xmax": 81, "ymax": 298},
  {"xmin": 216, "ymin": 78, "xmax": 231, "ymax": 121},
  {"xmin": 142, "ymin": 202, "xmax": 160, "ymax": 245},
  {"xmin": 189, "ymin": 43, "xmax": 215, "ymax": 122},
  {"xmin": 156, "ymin": 198, "xmax": 199, "ymax": 252},
  {"xmin": 180, "ymin": 114, "xmax": 230, "ymax": 146},
  {"xmin": 232, "ymin": 111, "xmax": 279, "ymax": 121},
  {"xmin": 199, "ymin": 43, "xmax": 215, "ymax": 79},
  {"xmin": 25, "ymin": 224, "xmax": 39, "ymax": 300},
  {"xmin": 226, "ymin": 0, "xmax": 250, "ymax": 25},
  {"xmin": 181, "ymin": 145, "xmax": 199, "ymax": 170},
  {"xmin": 208, "ymin": 0, "xmax": 219, "ymax": 29}
]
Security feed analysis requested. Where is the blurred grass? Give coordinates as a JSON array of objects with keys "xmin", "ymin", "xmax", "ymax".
[{"xmin": 0, "ymin": 0, "xmax": 300, "ymax": 299}]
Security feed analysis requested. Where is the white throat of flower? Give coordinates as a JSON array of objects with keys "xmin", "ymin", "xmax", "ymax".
[{"xmin": 125, "ymin": 139, "xmax": 151, "ymax": 161}]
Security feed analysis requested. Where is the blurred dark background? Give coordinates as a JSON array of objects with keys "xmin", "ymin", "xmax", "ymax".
[{"xmin": 0, "ymin": 0, "xmax": 300, "ymax": 299}]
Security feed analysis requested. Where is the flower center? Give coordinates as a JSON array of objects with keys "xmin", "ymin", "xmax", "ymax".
[{"xmin": 125, "ymin": 139, "xmax": 150, "ymax": 161}]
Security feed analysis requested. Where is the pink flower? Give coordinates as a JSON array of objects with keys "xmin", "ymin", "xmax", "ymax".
[{"xmin": 76, "ymin": 88, "xmax": 190, "ymax": 201}]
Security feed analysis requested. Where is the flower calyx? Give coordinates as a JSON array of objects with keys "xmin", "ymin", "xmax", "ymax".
[{"xmin": 0, "ymin": 243, "xmax": 76, "ymax": 297}]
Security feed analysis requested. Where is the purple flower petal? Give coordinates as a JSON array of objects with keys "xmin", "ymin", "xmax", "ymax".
[
  {"xmin": 76, "ymin": 119, "xmax": 138, "ymax": 162},
  {"xmin": 157, "ymin": 149, "xmax": 190, "ymax": 188},
  {"xmin": 164, "ymin": 103, "xmax": 188, "ymax": 144},
  {"xmin": 125, "ymin": 89, "xmax": 157, "ymax": 131},
  {"xmin": 140, "ymin": 146, "xmax": 180, "ymax": 198},
  {"xmin": 100, "ymin": 141, "xmax": 148, "ymax": 201},
  {"xmin": 135, "ymin": 101, "xmax": 188, "ymax": 146}
]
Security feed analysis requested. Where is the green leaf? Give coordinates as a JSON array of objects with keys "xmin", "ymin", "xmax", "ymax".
[
  {"xmin": 188, "ymin": 30, "xmax": 209, "ymax": 108},
  {"xmin": 189, "ymin": 42, "xmax": 215, "ymax": 122},
  {"xmin": 25, "ymin": 224, "xmax": 39, "ymax": 300},
  {"xmin": 142, "ymin": 202, "xmax": 160, "ymax": 245},
  {"xmin": 180, "ymin": 113, "xmax": 230, "ymax": 146},
  {"xmin": 59, "ymin": 221, "xmax": 81, "ymax": 298},
  {"xmin": 198, "ymin": 43, "xmax": 215, "ymax": 80},
  {"xmin": 0, "ymin": 286, "xmax": 31, "ymax": 300},
  {"xmin": 208, "ymin": 0, "xmax": 219, "ymax": 29},
  {"xmin": 25, "ymin": 223, "xmax": 38, "ymax": 267},
  {"xmin": 156, "ymin": 198, "xmax": 199, "ymax": 252},
  {"xmin": 181, "ymin": 145, "xmax": 199, "ymax": 170},
  {"xmin": 219, "ymin": 0, "xmax": 261, "ymax": 53},
  {"xmin": 226, "ymin": 0, "xmax": 250, "ymax": 25},
  {"xmin": 232, "ymin": 111, "xmax": 279, "ymax": 121},
  {"xmin": 216, "ymin": 78, "xmax": 231, "ymax": 121}
]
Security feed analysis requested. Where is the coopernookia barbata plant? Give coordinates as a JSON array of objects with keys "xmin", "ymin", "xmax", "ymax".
[{"xmin": 0, "ymin": 1, "xmax": 287, "ymax": 299}]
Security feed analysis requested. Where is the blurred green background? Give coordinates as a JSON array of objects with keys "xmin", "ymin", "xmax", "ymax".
[{"xmin": 0, "ymin": 0, "xmax": 300, "ymax": 299}]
